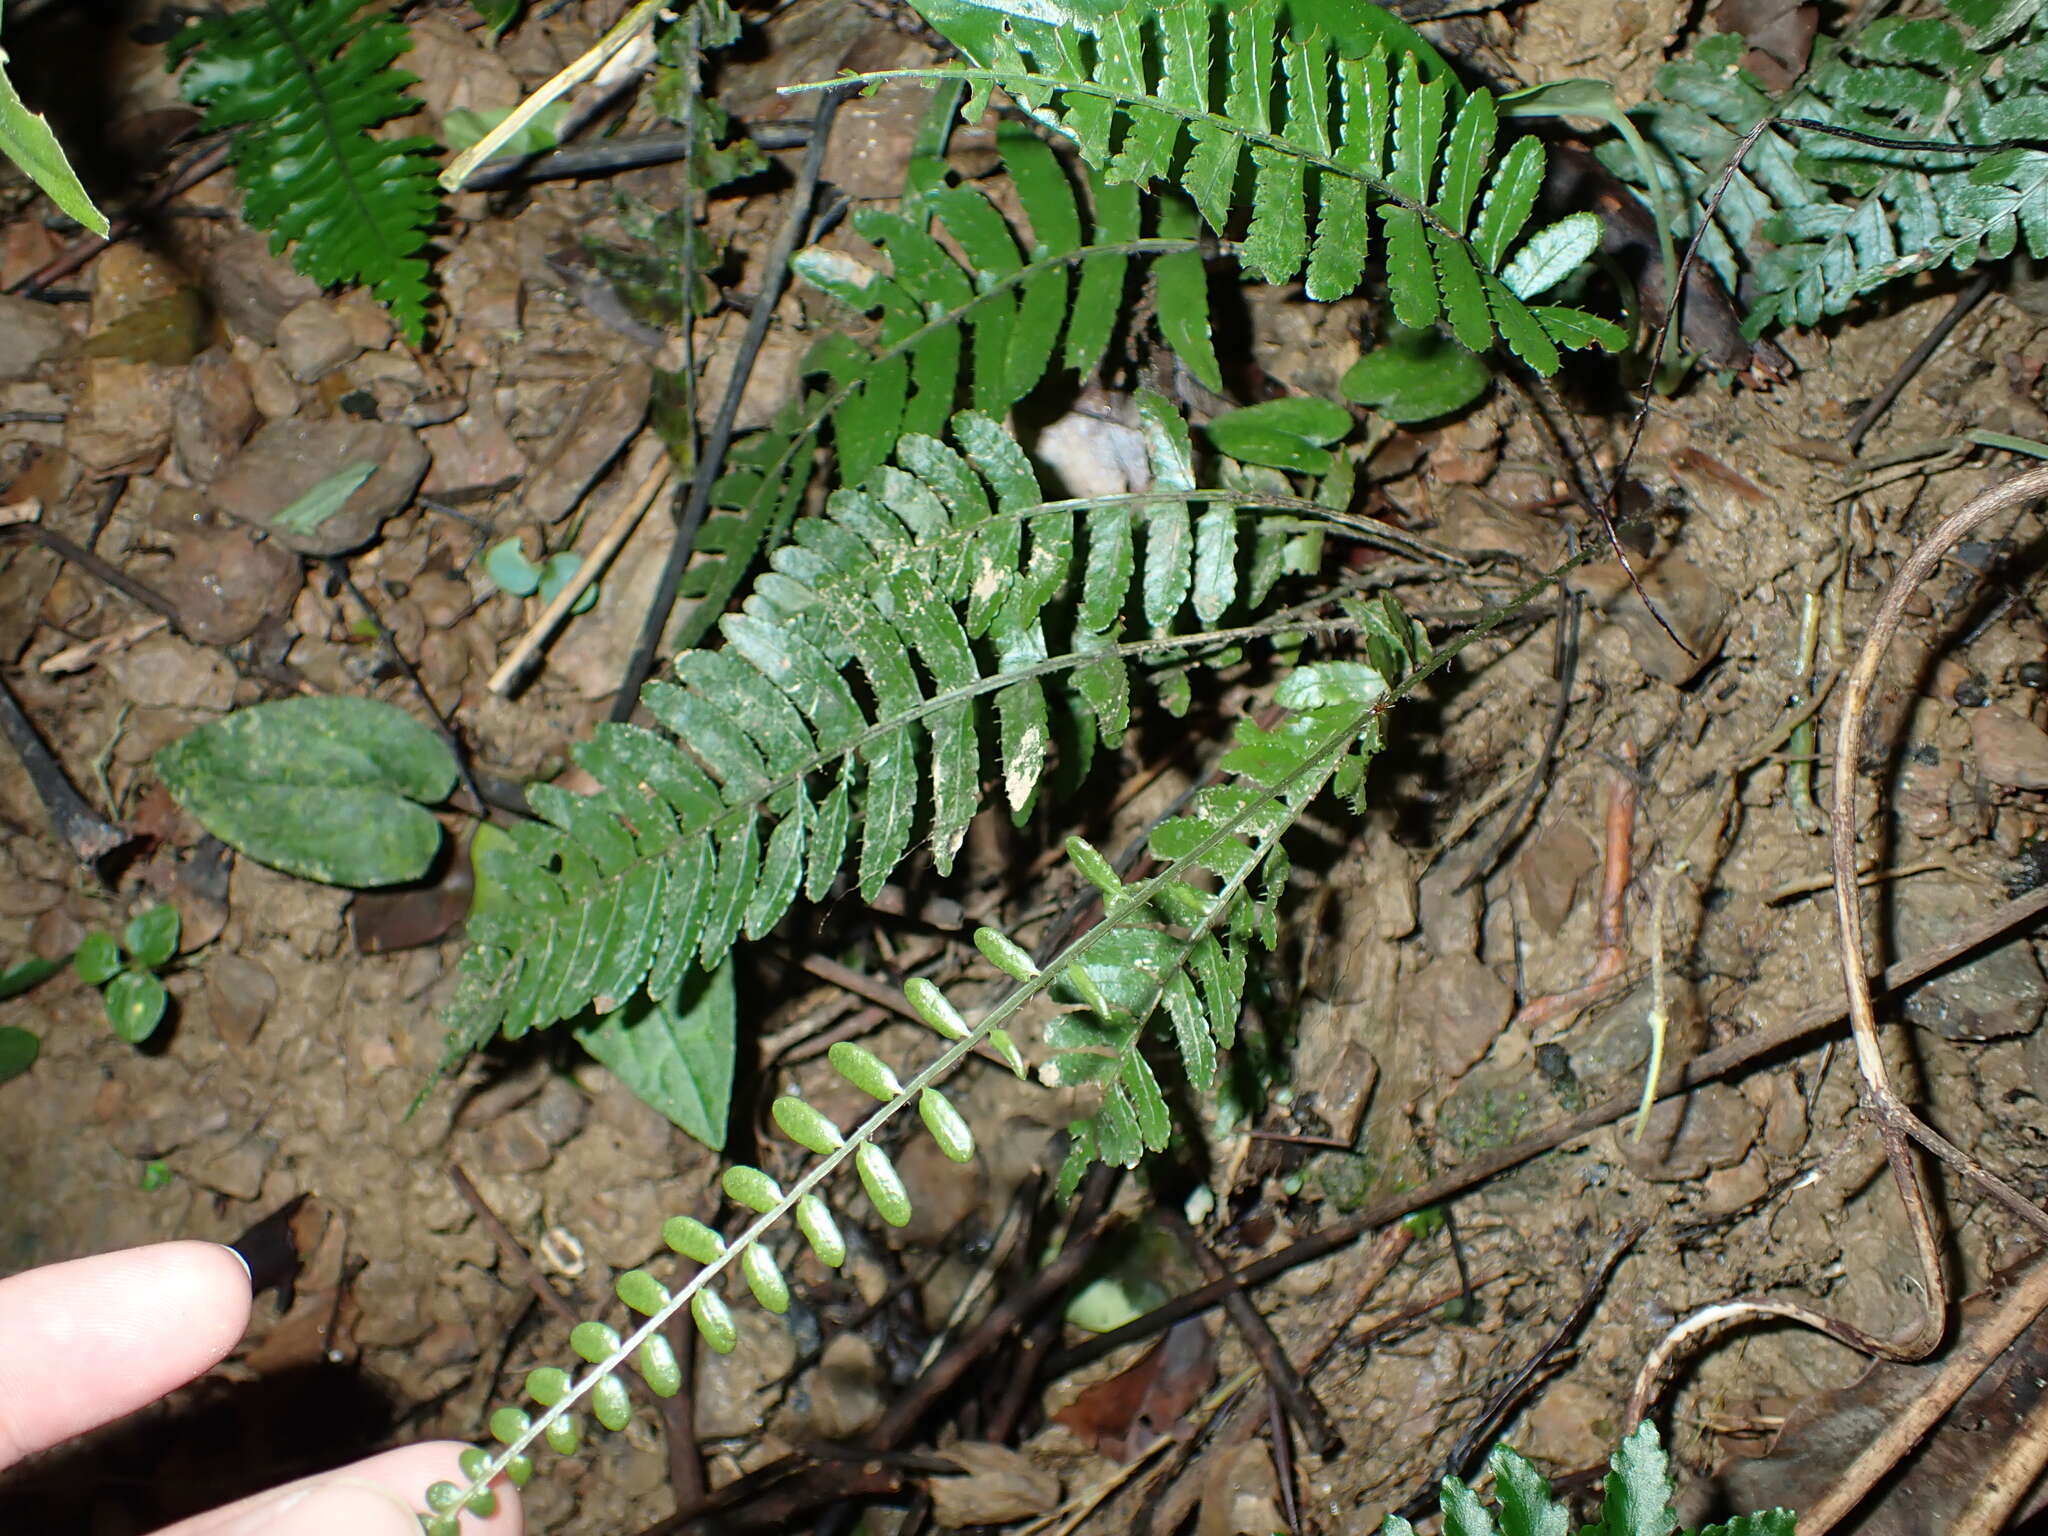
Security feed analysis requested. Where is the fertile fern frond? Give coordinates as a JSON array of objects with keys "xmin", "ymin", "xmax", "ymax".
[
  {"xmin": 169, "ymin": 0, "xmax": 439, "ymax": 345},
  {"xmin": 442, "ymin": 397, "xmax": 1303, "ymax": 1060},
  {"xmin": 1607, "ymin": 0, "xmax": 2048, "ymax": 333},
  {"xmin": 821, "ymin": 0, "xmax": 1627, "ymax": 371},
  {"xmin": 430, "ymin": 586, "xmax": 1430, "ymax": 1527}
]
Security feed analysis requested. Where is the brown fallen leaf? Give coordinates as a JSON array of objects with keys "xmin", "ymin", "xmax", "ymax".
[
  {"xmin": 1700, "ymin": 1251, "xmax": 2048, "ymax": 1534},
  {"xmin": 928, "ymin": 1441, "xmax": 1060, "ymax": 1527},
  {"xmin": 1054, "ymin": 1318, "xmax": 1217, "ymax": 1462}
]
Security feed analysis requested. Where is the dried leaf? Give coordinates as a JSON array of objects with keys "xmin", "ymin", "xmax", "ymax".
[
  {"xmin": 928, "ymin": 1441, "xmax": 1060, "ymax": 1527},
  {"xmin": 1053, "ymin": 1318, "xmax": 1216, "ymax": 1462}
]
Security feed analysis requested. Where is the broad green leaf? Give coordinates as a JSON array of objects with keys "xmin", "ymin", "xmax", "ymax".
[
  {"xmin": 1488, "ymin": 1445, "xmax": 1567, "ymax": 1536},
  {"xmin": 1341, "ymin": 325, "xmax": 1490, "ymax": 422},
  {"xmin": 155, "ymin": 697, "xmax": 458, "ymax": 887},
  {"xmin": 0, "ymin": 19, "xmax": 109, "ymax": 237},
  {"xmin": 0, "ymin": 1025, "xmax": 38, "ymax": 1084},
  {"xmin": 271, "ymin": 462, "xmax": 377, "ymax": 536},
  {"xmin": 1205, "ymin": 397, "xmax": 1352, "ymax": 473},
  {"xmin": 574, "ymin": 957, "xmax": 735, "ymax": 1149},
  {"xmin": 104, "ymin": 971, "xmax": 169, "ymax": 1044},
  {"xmin": 442, "ymin": 102, "xmax": 564, "ymax": 155},
  {"xmin": 73, "ymin": 933, "xmax": 122, "ymax": 986},
  {"xmin": 0, "ymin": 957, "xmax": 59, "ymax": 1000},
  {"xmin": 123, "ymin": 905, "xmax": 180, "ymax": 971}
]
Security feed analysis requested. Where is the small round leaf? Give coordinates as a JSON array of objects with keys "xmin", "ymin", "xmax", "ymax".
[
  {"xmin": 0, "ymin": 1026, "xmax": 38, "ymax": 1085},
  {"xmin": 458, "ymin": 1445, "xmax": 491, "ymax": 1483},
  {"xmin": 638, "ymin": 1334, "xmax": 683, "ymax": 1396},
  {"xmin": 543, "ymin": 1411, "xmax": 581, "ymax": 1456},
  {"xmin": 526, "ymin": 1366, "xmax": 572, "ymax": 1406},
  {"xmin": 856, "ymin": 1143, "xmax": 912, "ymax": 1228},
  {"xmin": 663, "ymin": 1214, "xmax": 727, "ymax": 1263},
  {"xmin": 691, "ymin": 1289, "xmax": 738, "ymax": 1354},
  {"xmin": 104, "ymin": 972, "xmax": 168, "ymax": 1044},
  {"xmin": 918, "ymin": 1087, "xmax": 976, "ymax": 1163},
  {"xmin": 722, "ymin": 1164, "xmax": 783, "ymax": 1213},
  {"xmin": 828, "ymin": 1041, "xmax": 901, "ymax": 1101},
  {"xmin": 795, "ymin": 1193, "xmax": 846, "ymax": 1268},
  {"xmin": 482, "ymin": 536, "xmax": 543, "ymax": 596},
  {"xmin": 73, "ymin": 932, "xmax": 121, "ymax": 985},
  {"xmin": 569, "ymin": 1320, "xmax": 621, "ymax": 1364},
  {"xmin": 616, "ymin": 1269, "xmax": 671, "ymax": 1316},
  {"xmin": 772, "ymin": 1095, "xmax": 845, "ymax": 1155},
  {"xmin": 741, "ymin": 1244, "xmax": 791, "ymax": 1314},
  {"xmin": 505, "ymin": 1454, "xmax": 533, "ymax": 1488},
  {"xmin": 590, "ymin": 1374, "xmax": 633, "ymax": 1432},
  {"xmin": 425, "ymin": 1482, "xmax": 463, "ymax": 1513},
  {"xmin": 974, "ymin": 927, "xmax": 1039, "ymax": 981},
  {"xmin": 538, "ymin": 552, "xmax": 599, "ymax": 615},
  {"xmin": 490, "ymin": 1407, "xmax": 532, "ymax": 1444},
  {"xmin": 904, "ymin": 977, "xmax": 969, "ymax": 1041},
  {"xmin": 122, "ymin": 904, "xmax": 180, "ymax": 970}
]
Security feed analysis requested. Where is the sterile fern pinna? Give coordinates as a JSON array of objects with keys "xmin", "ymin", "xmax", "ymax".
[
  {"xmin": 169, "ymin": 0, "xmax": 439, "ymax": 345},
  {"xmin": 1608, "ymin": 0, "xmax": 2048, "ymax": 333},
  {"xmin": 825, "ymin": 0, "xmax": 1628, "ymax": 371}
]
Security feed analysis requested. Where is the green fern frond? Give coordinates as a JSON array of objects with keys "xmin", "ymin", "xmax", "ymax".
[
  {"xmin": 169, "ymin": 0, "xmax": 439, "ymax": 345},
  {"xmin": 1607, "ymin": 0, "xmax": 2048, "ymax": 333},
  {"xmin": 807, "ymin": 0, "xmax": 1626, "ymax": 370}
]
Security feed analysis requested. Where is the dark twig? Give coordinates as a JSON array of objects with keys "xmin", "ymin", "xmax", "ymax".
[
  {"xmin": 10, "ymin": 140, "xmax": 234, "ymax": 296},
  {"xmin": 1844, "ymin": 269, "xmax": 1994, "ymax": 454},
  {"xmin": 1398, "ymin": 1219, "xmax": 1646, "ymax": 1519},
  {"xmin": 1156, "ymin": 1203, "xmax": 1340, "ymax": 1456},
  {"xmin": 0, "ymin": 671, "xmax": 129, "ymax": 865},
  {"xmin": 325, "ymin": 559, "xmax": 486, "ymax": 816},
  {"xmin": 466, "ymin": 121, "xmax": 812, "ymax": 187},
  {"xmin": 448, "ymin": 1163, "xmax": 580, "ymax": 1324},
  {"xmin": 609, "ymin": 85, "xmax": 852, "ymax": 722},
  {"xmin": 0, "ymin": 522, "xmax": 187, "ymax": 632},
  {"xmin": 1050, "ymin": 877, "xmax": 2048, "ymax": 1377}
]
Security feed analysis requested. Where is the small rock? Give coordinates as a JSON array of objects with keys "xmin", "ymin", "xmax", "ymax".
[
  {"xmin": 521, "ymin": 363, "xmax": 653, "ymax": 522},
  {"xmin": 1892, "ymin": 874, "xmax": 2048, "ymax": 1039},
  {"xmin": 83, "ymin": 244, "xmax": 203, "ymax": 366},
  {"xmin": 172, "ymin": 348, "xmax": 259, "ymax": 484},
  {"xmin": 696, "ymin": 1307, "xmax": 798, "ymax": 1438},
  {"xmin": 112, "ymin": 1102, "xmax": 228, "ymax": 1159},
  {"xmin": 30, "ymin": 906, "xmax": 85, "ymax": 960},
  {"xmin": 241, "ymin": 345, "xmax": 300, "ymax": 419},
  {"xmin": 458, "ymin": 264, "xmax": 524, "ymax": 334},
  {"xmin": 203, "ymin": 952, "xmax": 278, "ymax": 1048},
  {"xmin": 476, "ymin": 1109, "xmax": 554, "ymax": 1174},
  {"xmin": 0, "ymin": 220, "xmax": 63, "ymax": 289},
  {"xmin": 0, "ymin": 294, "xmax": 70, "ymax": 380},
  {"xmin": 1428, "ymin": 485, "xmax": 1564, "ymax": 566},
  {"xmin": 105, "ymin": 632, "xmax": 235, "ymax": 710},
  {"xmin": 1569, "ymin": 552, "xmax": 1731, "ymax": 685},
  {"xmin": 415, "ymin": 1317, "xmax": 480, "ymax": 1369},
  {"xmin": 928, "ymin": 1443, "xmax": 1060, "ymax": 1527},
  {"xmin": 1518, "ymin": 818, "xmax": 1598, "ymax": 933},
  {"xmin": 421, "ymin": 393, "xmax": 528, "ymax": 500},
  {"xmin": 65, "ymin": 359, "xmax": 179, "ymax": 473},
  {"xmin": 335, "ymin": 292, "xmax": 395, "ymax": 353},
  {"xmin": 1616, "ymin": 1082, "xmax": 1761, "ymax": 1182},
  {"xmin": 409, "ymin": 569, "xmax": 473, "ymax": 629},
  {"xmin": 186, "ymin": 1128, "xmax": 278, "ymax": 1200},
  {"xmin": 531, "ymin": 1075, "xmax": 589, "ymax": 1146},
  {"xmin": 805, "ymin": 1334, "xmax": 886, "ymax": 1439},
  {"xmin": 1971, "ymin": 703, "xmax": 2048, "ymax": 790},
  {"xmin": 1514, "ymin": 1380, "xmax": 1618, "ymax": 1470},
  {"xmin": 156, "ymin": 523, "xmax": 301, "ymax": 644},
  {"xmin": 201, "ymin": 232, "xmax": 321, "ymax": 345},
  {"xmin": 275, "ymin": 298, "xmax": 362, "ymax": 382},
  {"xmin": 210, "ymin": 416, "xmax": 430, "ymax": 556},
  {"xmin": 1702, "ymin": 1150, "xmax": 1770, "ymax": 1214},
  {"xmin": 1402, "ymin": 953, "xmax": 1513, "ymax": 1078}
]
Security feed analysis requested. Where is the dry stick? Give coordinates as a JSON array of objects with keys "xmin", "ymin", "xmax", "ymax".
[
  {"xmin": 1628, "ymin": 466, "xmax": 2048, "ymax": 1536},
  {"xmin": 1051, "ymin": 878, "xmax": 2048, "ymax": 1379},
  {"xmin": 1510, "ymin": 745, "xmax": 1636, "ymax": 1031},
  {"xmin": 607, "ymin": 84, "xmax": 850, "ymax": 724},
  {"xmin": 9, "ymin": 139, "xmax": 233, "ymax": 296},
  {"xmin": 487, "ymin": 451, "xmax": 673, "ymax": 695},
  {"xmin": 1950, "ymin": 1314, "xmax": 2048, "ymax": 1536},
  {"xmin": 1843, "ymin": 270, "xmax": 1994, "ymax": 454},
  {"xmin": 0, "ymin": 671, "xmax": 129, "ymax": 864},
  {"xmin": 448, "ymin": 1163, "xmax": 579, "ymax": 1326},
  {"xmin": 1155, "ymin": 1204, "xmax": 1340, "ymax": 1456}
]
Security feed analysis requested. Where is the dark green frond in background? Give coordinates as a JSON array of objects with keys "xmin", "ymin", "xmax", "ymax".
[{"xmin": 169, "ymin": 0, "xmax": 440, "ymax": 345}]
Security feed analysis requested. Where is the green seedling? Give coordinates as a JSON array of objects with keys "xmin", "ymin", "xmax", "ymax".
[
  {"xmin": 73, "ymin": 904, "xmax": 180, "ymax": 1045},
  {"xmin": 483, "ymin": 536, "xmax": 598, "ymax": 614}
]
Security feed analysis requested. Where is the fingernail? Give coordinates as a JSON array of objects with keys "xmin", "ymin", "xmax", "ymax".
[{"xmin": 216, "ymin": 1241, "xmax": 255, "ymax": 1292}]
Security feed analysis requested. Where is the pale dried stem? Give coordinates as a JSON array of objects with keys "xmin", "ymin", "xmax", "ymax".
[{"xmin": 1629, "ymin": 465, "xmax": 2048, "ymax": 1535}]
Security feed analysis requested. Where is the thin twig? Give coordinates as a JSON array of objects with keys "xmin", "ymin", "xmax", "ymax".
[
  {"xmin": 609, "ymin": 84, "xmax": 851, "ymax": 722},
  {"xmin": 448, "ymin": 1163, "xmax": 579, "ymax": 1325},
  {"xmin": 1844, "ymin": 271, "xmax": 1994, "ymax": 454},
  {"xmin": 0, "ymin": 672, "xmax": 129, "ymax": 865},
  {"xmin": 1050, "ymin": 877, "xmax": 2048, "ymax": 1377}
]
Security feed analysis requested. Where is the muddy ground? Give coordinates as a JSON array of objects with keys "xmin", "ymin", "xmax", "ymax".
[{"xmin": 4, "ymin": 0, "xmax": 2048, "ymax": 1533}]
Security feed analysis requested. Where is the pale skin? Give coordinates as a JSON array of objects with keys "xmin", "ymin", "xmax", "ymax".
[{"xmin": 0, "ymin": 1242, "xmax": 523, "ymax": 1536}]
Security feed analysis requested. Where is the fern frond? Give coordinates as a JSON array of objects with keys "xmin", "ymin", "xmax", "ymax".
[
  {"xmin": 802, "ymin": 0, "xmax": 1626, "ymax": 368},
  {"xmin": 1608, "ymin": 0, "xmax": 2048, "ymax": 332},
  {"xmin": 431, "ymin": 583, "xmax": 1430, "ymax": 1524},
  {"xmin": 169, "ymin": 0, "xmax": 439, "ymax": 345},
  {"xmin": 443, "ymin": 397, "xmax": 1325, "ymax": 1056}
]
